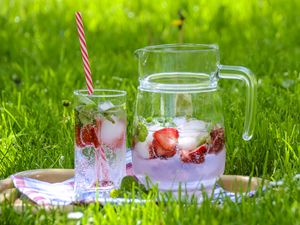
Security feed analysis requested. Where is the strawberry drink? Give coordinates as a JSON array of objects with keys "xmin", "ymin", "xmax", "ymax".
[
  {"xmin": 74, "ymin": 90, "xmax": 126, "ymax": 201},
  {"xmin": 132, "ymin": 116, "xmax": 225, "ymax": 194},
  {"xmin": 132, "ymin": 44, "xmax": 257, "ymax": 197}
]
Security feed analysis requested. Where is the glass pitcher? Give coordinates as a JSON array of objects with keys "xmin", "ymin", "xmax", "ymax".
[{"xmin": 132, "ymin": 44, "xmax": 257, "ymax": 195}]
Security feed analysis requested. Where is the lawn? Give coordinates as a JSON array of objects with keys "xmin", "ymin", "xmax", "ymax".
[{"xmin": 0, "ymin": 0, "xmax": 299, "ymax": 224}]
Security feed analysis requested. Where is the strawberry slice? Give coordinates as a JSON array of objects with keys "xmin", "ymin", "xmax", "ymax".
[
  {"xmin": 148, "ymin": 143, "xmax": 158, "ymax": 159},
  {"xmin": 81, "ymin": 124, "xmax": 100, "ymax": 148},
  {"xmin": 153, "ymin": 128, "xmax": 179, "ymax": 150},
  {"xmin": 208, "ymin": 127, "xmax": 225, "ymax": 153},
  {"xmin": 152, "ymin": 139, "xmax": 176, "ymax": 158},
  {"xmin": 180, "ymin": 144, "xmax": 207, "ymax": 164},
  {"xmin": 152, "ymin": 128, "xmax": 179, "ymax": 158},
  {"xmin": 75, "ymin": 125, "xmax": 84, "ymax": 147}
]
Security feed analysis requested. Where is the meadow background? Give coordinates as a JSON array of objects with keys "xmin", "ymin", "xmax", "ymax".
[{"xmin": 0, "ymin": 0, "xmax": 299, "ymax": 224}]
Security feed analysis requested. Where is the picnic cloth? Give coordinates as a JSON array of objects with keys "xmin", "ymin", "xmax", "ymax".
[{"xmin": 11, "ymin": 151, "xmax": 259, "ymax": 206}]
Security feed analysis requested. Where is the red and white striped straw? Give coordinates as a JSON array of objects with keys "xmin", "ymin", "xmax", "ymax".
[{"xmin": 75, "ymin": 12, "xmax": 94, "ymax": 95}]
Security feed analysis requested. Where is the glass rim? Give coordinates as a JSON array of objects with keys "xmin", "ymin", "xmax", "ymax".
[
  {"xmin": 135, "ymin": 43, "xmax": 219, "ymax": 53},
  {"xmin": 74, "ymin": 89, "xmax": 127, "ymax": 98}
]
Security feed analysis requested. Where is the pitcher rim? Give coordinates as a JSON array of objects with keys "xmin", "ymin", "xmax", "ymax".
[{"xmin": 135, "ymin": 43, "xmax": 219, "ymax": 53}]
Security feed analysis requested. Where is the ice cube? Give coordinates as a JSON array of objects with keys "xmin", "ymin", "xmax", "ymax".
[
  {"xmin": 181, "ymin": 119, "xmax": 206, "ymax": 131},
  {"xmin": 100, "ymin": 116, "xmax": 125, "ymax": 146},
  {"xmin": 178, "ymin": 136, "xmax": 199, "ymax": 151},
  {"xmin": 134, "ymin": 134, "xmax": 154, "ymax": 159},
  {"xmin": 98, "ymin": 101, "xmax": 114, "ymax": 111},
  {"xmin": 148, "ymin": 124, "xmax": 163, "ymax": 133},
  {"xmin": 173, "ymin": 117, "xmax": 187, "ymax": 127},
  {"xmin": 134, "ymin": 142, "xmax": 150, "ymax": 159},
  {"xmin": 179, "ymin": 129, "xmax": 198, "ymax": 138},
  {"xmin": 178, "ymin": 123, "xmax": 209, "ymax": 151}
]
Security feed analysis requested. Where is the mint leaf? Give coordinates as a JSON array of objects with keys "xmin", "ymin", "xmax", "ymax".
[
  {"xmin": 198, "ymin": 134, "xmax": 209, "ymax": 145},
  {"xmin": 110, "ymin": 189, "xmax": 122, "ymax": 198},
  {"xmin": 102, "ymin": 111, "xmax": 115, "ymax": 124},
  {"xmin": 136, "ymin": 121, "xmax": 148, "ymax": 142},
  {"xmin": 120, "ymin": 176, "xmax": 147, "ymax": 193},
  {"xmin": 110, "ymin": 176, "xmax": 148, "ymax": 198},
  {"xmin": 76, "ymin": 96, "xmax": 98, "ymax": 125},
  {"xmin": 99, "ymin": 101, "xmax": 124, "ymax": 124},
  {"xmin": 145, "ymin": 117, "xmax": 153, "ymax": 123},
  {"xmin": 77, "ymin": 107, "xmax": 97, "ymax": 125},
  {"xmin": 82, "ymin": 147, "xmax": 95, "ymax": 160},
  {"xmin": 78, "ymin": 95, "xmax": 96, "ymax": 105},
  {"xmin": 120, "ymin": 176, "xmax": 139, "ymax": 191}
]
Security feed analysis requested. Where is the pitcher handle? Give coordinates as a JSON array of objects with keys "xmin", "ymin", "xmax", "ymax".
[{"xmin": 219, "ymin": 65, "xmax": 257, "ymax": 141}]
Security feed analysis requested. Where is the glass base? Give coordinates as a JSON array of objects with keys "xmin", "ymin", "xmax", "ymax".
[{"xmin": 74, "ymin": 187, "xmax": 114, "ymax": 203}]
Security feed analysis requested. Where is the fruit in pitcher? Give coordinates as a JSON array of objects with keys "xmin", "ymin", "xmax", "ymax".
[
  {"xmin": 152, "ymin": 139, "xmax": 176, "ymax": 158},
  {"xmin": 135, "ymin": 122, "xmax": 148, "ymax": 142},
  {"xmin": 178, "ymin": 136, "xmax": 203, "ymax": 152},
  {"xmin": 180, "ymin": 144, "xmax": 207, "ymax": 164},
  {"xmin": 208, "ymin": 127, "xmax": 225, "ymax": 153},
  {"xmin": 135, "ymin": 142, "xmax": 156, "ymax": 159},
  {"xmin": 153, "ymin": 128, "xmax": 179, "ymax": 150},
  {"xmin": 152, "ymin": 128, "xmax": 179, "ymax": 158}
]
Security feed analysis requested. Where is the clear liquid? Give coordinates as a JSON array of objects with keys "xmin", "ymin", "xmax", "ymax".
[
  {"xmin": 74, "ymin": 114, "xmax": 126, "ymax": 201},
  {"xmin": 134, "ymin": 72, "xmax": 223, "ymax": 194},
  {"xmin": 75, "ymin": 144, "xmax": 126, "ymax": 199},
  {"xmin": 132, "ymin": 117, "xmax": 225, "ymax": 192}
]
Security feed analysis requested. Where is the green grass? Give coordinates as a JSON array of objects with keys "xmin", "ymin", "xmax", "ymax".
[{"xmin": 0, "ymin": 0, "xmax": 299, "ymax": 224}]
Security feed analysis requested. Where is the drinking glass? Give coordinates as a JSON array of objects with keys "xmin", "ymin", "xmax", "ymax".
[{"xmin": 74, "ymin": 89, "xmax": 126, "ymax": 201}]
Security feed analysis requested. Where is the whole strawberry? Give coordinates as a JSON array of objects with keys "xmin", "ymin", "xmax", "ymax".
[{"xmin": 81, "ymin": 124, "xmax": 100, "ymax": 148}]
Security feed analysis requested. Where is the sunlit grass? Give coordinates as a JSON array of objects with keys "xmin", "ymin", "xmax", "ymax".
[{"xmin": 0, "ymin": 0, "xmax": 299, "ymax": 224}]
